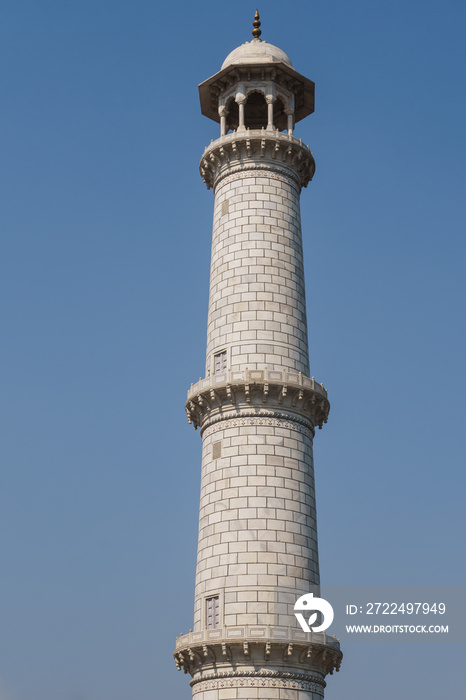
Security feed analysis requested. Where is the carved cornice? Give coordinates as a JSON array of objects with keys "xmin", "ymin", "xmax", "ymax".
[
  {"xmin": 173, "ymin": 638, "xmax": 342, "ymax": 681},
  {"xmin": 200, "ymin": 130, "xmax": 315, "ymax": 191},
  {"xmin": 186, "ymin": 369, "xmax": 329, "ymax": 433},
  {"xmin": 191, "ymin": 670, "xmax": 325, "ymax": 697},
  {"xmin": 201, "ymin": 412, "xmax": 316, "ymax": 438},
  {"xmin": 215, "ymin": 167, "xmax": 302, "ymax": 192}
]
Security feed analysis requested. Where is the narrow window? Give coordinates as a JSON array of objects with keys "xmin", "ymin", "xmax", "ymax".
[
  {"xmin": 221, "ymin": 200, "xmax": 229, "ymax": 216},
  {"xmin": 214, "ymin": 350, "xmax": 227, "ymax": 374},
  {"xmin": 212, "ymin": 441, "xmax": 222, "ymax": 460},
  {"xmin": 206, "ymin": 596, "xmax": 220, "ymax": 629}
]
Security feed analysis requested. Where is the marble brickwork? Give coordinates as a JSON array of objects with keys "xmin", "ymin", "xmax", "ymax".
[
  {"xmin": 205, "ymin": 168, "xmax": 310, "ymax": 377},
  {"xmin": 193, "ymin": 416, "xmax": 319, "ymax": 631}
]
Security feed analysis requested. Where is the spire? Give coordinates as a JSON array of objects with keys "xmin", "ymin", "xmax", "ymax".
[{"xmin": 252, "ymin": 9, "xmax": 261, "ymax": 40}]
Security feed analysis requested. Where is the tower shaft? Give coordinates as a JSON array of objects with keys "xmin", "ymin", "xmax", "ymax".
[
  {"xmin": 193, "ymin": 133, "xmax": 322, "ymax": 633},
  {"xmin": 205, "ymin": 147, "xmax": 310, "ymax": 378}
]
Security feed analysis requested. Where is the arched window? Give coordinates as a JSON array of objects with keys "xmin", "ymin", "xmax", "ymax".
[
  {"xmin": 225, "ymin": 96, "xmax": 239, "ymax": 133},
  {"xmin": 273, "ymin": 97, "xmax": 287, "ymax": 132},
  {"xmin": 244, "ymin": 91, "xmax": 267, "ymax": 129}
]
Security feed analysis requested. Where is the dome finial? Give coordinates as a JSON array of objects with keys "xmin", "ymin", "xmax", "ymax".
[{"xmin": 252, "ymin": 9, "xmax": 261, "ymax": 40}]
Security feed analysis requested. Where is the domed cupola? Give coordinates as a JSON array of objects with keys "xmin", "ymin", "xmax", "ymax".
[{"xmin": 199, "ymin": 11, "xmax": 315, "ymax": 136}]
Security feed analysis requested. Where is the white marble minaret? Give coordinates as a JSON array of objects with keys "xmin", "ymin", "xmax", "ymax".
[{"xmin": 174, "ymin": 13, "xmax": 342, "ymax": 700}]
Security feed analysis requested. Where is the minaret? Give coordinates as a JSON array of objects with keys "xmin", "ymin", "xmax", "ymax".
[{"xmin": 174, "ymin": 13, "xmax": 342, "ymax": 700}]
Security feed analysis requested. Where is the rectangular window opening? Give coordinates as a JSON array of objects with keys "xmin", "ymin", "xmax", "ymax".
[
  {"xmin": 206, "ymin": 596, "xmax": 220, "ymax": 629},
  {"xmin": 212, "ymin": 441, "xmax": 222, "ymax": 460},
  {"xmin": 214, "ymin": 350, "xmax": 227, "ymax": 375}
]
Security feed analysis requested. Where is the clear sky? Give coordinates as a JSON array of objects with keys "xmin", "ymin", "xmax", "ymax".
[{"xmin": 0, "ymin": 1, "xmax": 465, "ymax": 699}]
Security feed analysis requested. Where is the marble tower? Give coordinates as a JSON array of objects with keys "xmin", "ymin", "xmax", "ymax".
[{"xmin": 174, "ymin": 14, "xmax": 342, "ymax": 700}]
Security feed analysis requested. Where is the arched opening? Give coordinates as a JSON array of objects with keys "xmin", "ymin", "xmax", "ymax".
[
  {"xmin": 225, "ymin": 97, "xmax": 239, "ymax": 133},
  {"xmin": 244, "ymin": 91, "xmax": 267, "ymax": 129},
  {"xmin": 273, "ymin": 97, "xmax": 288, "ymax": 132}
]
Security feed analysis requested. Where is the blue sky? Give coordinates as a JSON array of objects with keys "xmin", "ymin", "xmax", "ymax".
[{"xmin": 0, "ymin": 1, "xmax": 465, "ymax": 699}]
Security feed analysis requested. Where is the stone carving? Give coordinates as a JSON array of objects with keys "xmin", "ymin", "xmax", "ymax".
[
  {"xmin": 192, "ymin": 674, "xmax": 325, "ymax": 697},
  {"xmin": 214, "ymin": 166, "xmax": 304, "ymax": 194},
  {"xmin": 200, "ymin": 130, "xmax": 315, "ymax": 190},
  {"xmin": 186, "ymin": 370, "xmax": 329, "ymax": 432},
  {"xmin": 174, "ymin": 637, "xmax": 341, "ymax": 685}
]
